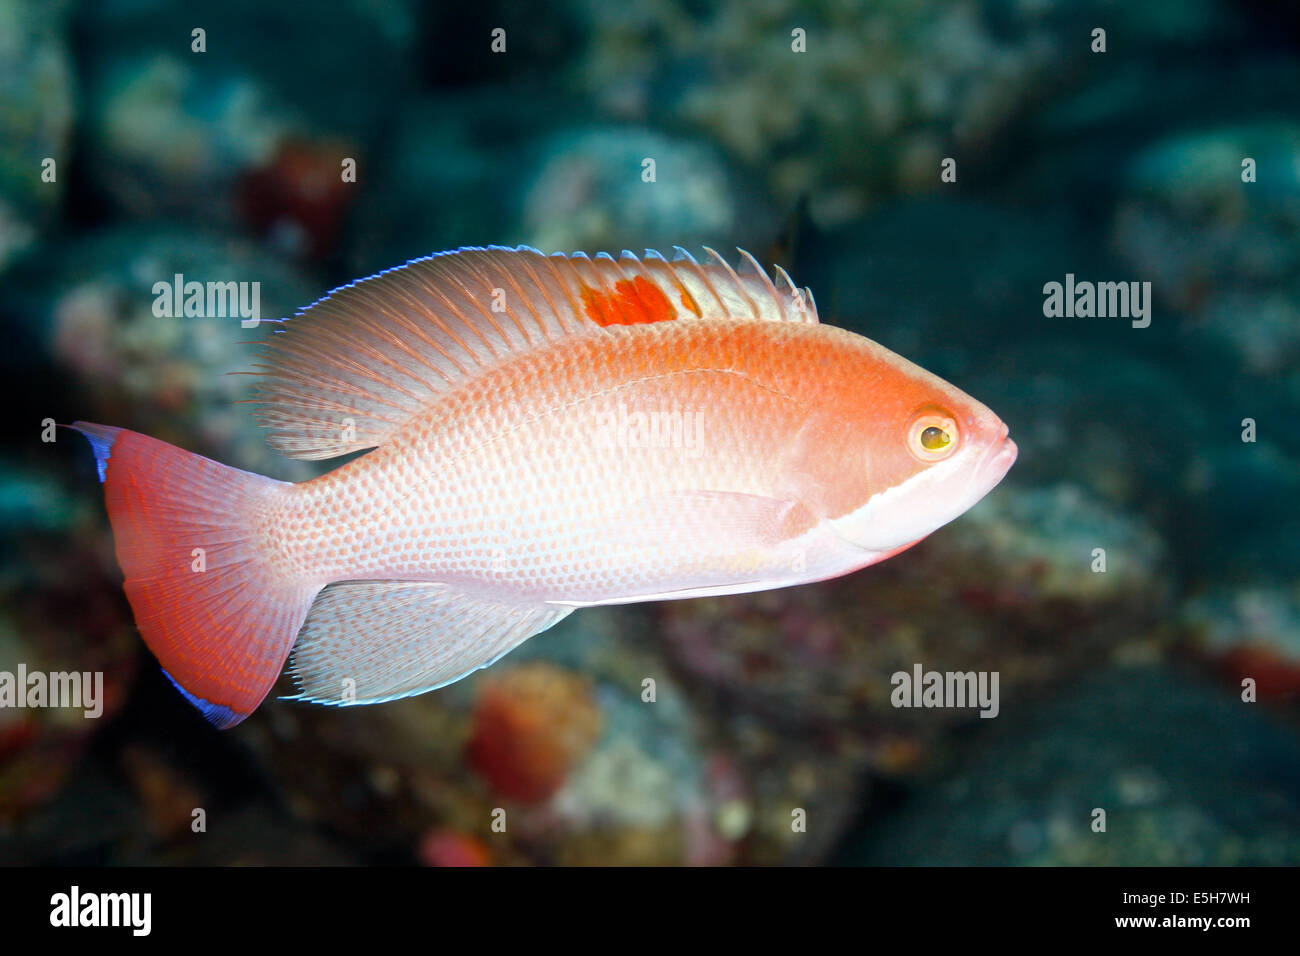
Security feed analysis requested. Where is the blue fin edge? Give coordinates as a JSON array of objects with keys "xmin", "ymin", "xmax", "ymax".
[
  {"xmin": 161, "ymin": 669, "xmax": 246, "ymax": 729},
  {"xmin": 76, "ymin": 427, "xmax": 115, "ymax": 484}
]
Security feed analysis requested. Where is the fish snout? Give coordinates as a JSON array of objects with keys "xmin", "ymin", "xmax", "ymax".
[{"xmin": 971, "ymin": 429, "xmax": 1018, "ymax": 492}]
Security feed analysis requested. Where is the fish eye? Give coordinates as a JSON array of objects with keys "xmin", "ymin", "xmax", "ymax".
[
  {"xmin": 907, "ymin": 408, "xmax": 959, "ymax": 462},
  {"xmin": 921, "ymin": 426, "xmax": 949, "ymax": 449}
]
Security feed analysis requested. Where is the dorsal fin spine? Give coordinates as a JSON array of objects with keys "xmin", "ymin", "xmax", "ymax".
[
  {"xmin": 513, "ymin": 254, "xmax": 572, "ymax": 338},
  {"xmin": 381, "ymin": 291, "xmax": 473, "ymax": 381},
  {"xmin": 537, "ymin": 253, "xmax": 586, "ymax": 332},
  {"xmin": 390, "ymin": 270, "xmax": 485, "ymax": 371},
  {"xmin": 672, "ymin": 245, "xmax": 728, "ymax": 313},
  {"xmin": 703, "ymin": 246, "xmax": 759, "ymax": 319},
  {"xmin": 443, "ymin": 267, "xmax": 514, "ymax": 356},
  {"xmin": 643, "ymin": 251, "xmax": 698, "ymax": 315},
  {"xmin": 482, "ymin": 257, "xmax": 549, "ymax": 345},
  {"xmin": 735, "ymin": 248, "xmax": 784, "ymax": 321}
]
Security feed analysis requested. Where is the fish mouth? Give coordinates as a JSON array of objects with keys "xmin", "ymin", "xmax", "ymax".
[
  {"xmin": 830, "ymin": 427, "xmax": 1018, "ymax": 555},
  {"xmin": 971, "ymin": 431, "xmax": 1018, "ymax": 492}
]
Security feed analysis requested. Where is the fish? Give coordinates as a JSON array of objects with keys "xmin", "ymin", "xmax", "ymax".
[{"xmin": 71, "ymin": 245, "xmax": 1017, "ymax": 728}]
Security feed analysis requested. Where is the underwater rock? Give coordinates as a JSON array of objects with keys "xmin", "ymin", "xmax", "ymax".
[
  {"xmin": 81, "ymin": 51, "xmax": 361, "ymax": 259},
  {"xmin": 348, "ymin": 108, "xmax": 770, "ymax": 274},
  {"xmin": 0, "ymin": 0, "xmax": 75, "ymax": 276},
  {"xmin": 246, "ymin": 604, "xmax": 863, "ymax": 865},
  {"xmin": 84, "ymin": 52, "xmax": 298, "ymax": 224},
  {"xmin": 119, "ymin": 745, "xmax": 206, "ymax": 841},
  {"xmin": 160, "ymin": 805, "xmax": 357, "ymax": 865},
  {"xmin": 566, "ymin": 0, "xmax": 1225, "ymax": 221},
  {"xmin": 1176, "ymin": 435, "xmax": 1300, "ymax": 584},
  {"xmin": 1006, "ymin": 52, "xmax": 1299, "ymax": 204},
  {"xmin": 693, "ymin": 713, "xmax": 868, "ymax": 866},
  {"xmin": 948, "ymin": 334, "xmax": 1279, "ymax": 584},
  {"xmin": 515, "ymin": 127, "xmax": 771, "ymax": 254},
  {"xmin": 237, "ymin": 137, "xmax": 358, "ymax": 260},
  {"xmin": 1181, "ymin": 584, "xmax": 1300, "ymax": 700},
  {"xmin": 1113, "ymin": 123, "xmax": 1300, "ymax": 376},
  {"xmin": 838, "ymin": 666, "xmax": 1300, "ymax": 864},
  {"xmin": 466, "ymin": 663, "xmax": 604, "ymax": 804},
  {"xmin": 244, "ymin": 608, "xmax": 714, "ymax": 865},
  {"xmin": 76, "ymin": 0, "xmax": 413, "ymax": 253},
  {"xmin": 793, "ymin": 200, "xmax": 1094, "ymax": 353},
  {"xmin": 9, "ymin": 225, "xmax": 321, "ymax": 478},
  {"xmin": 659, "ymin": 481, "xmax": 1171, "ymax": 740},
  {"xmin": 925, "ymin": 482, "xmax": 1171, "ymax": 629},
  {"xmin": 343, "ymin": 90, "xmax": 528, "ymax": 272},
  {"xmin": 0, "ymin": 466, "xmax": 137, "ymax": 825}
]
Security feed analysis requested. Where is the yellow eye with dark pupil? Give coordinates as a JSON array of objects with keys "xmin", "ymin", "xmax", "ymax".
[
  {"xmin": 920, "ymin": 426, "xmax": 951, "ymax": 450},
  {"xmin": 905, "ymin": 407, "xmax": 960, "ymax": 462}
]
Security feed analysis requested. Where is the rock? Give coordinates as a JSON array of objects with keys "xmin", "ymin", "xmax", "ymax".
[
  {"xmin": 0, "ymin": 465, "xmax": 138, "ymax": 825},
  {"xmin": 84, "ymin": 52, "xmax": 298, "ymax": 224},
  {"xmin": 76, "ymin": 0, "xmax": 413, "ymax": 256},
  {"xmin": 417, "ymin": 828, "xmax": 492, "ymax": 867},
  {"xmin": 839, "ymin": 666, "xmax": 1300, "ymax": 865},
  {"xmin": 1182, "ymin": 584, "xmax": 1300, "ymax": 699},
  {"xmin": 119, "ymin": 745, "xmax": 205, "ymax": 840},
  {"xmin": 8, "ymin": 225, "xmax": 322, "ymax": 478},
  {"xmin": 1113, "ymin": 123, "xmax": 1300, "ymax": 375},
  {"xmin": 466, "ymin": 663, "xmax": 604, "ymax": 804},
  {"xmin": 348, "ymin": 111, "xmax": 771, "ymax": 275},
  {"xmin": 0, "ymin": 0, "xmax": 75, "ymax": 276},
  {"xmin": 567, "ymin": 0, "xmax": 1226, "ymax": 221},
  {"xmin": 515, "ymin": 127, "xmax": 771, "ymax": 254},
  {"xmin": 246, "ymin": 604, "xmax": 864, "ymax": 864}
]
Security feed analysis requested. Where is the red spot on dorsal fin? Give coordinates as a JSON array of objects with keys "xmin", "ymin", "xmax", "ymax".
[{"xmin": 581, "ymin": 276, "xmax": 677, "ymax": 328}]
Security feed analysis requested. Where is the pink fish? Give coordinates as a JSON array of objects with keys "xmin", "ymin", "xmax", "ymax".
[{"xmin": 73, "ymin": 246, "xmax": 1017, "ymax": 727}]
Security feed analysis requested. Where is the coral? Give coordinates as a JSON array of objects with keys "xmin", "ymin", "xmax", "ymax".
[
  {"xmin": 238, "ymin": 137, "xmax": 359, "ymax": 260},
  {"xmin": 417, "ymin": 828, "xmax": 492, "ymax": 867},
  {"xmin": 1182, "ymin": 584, "xmax": 1300, "ymax": 699},
  {"xmin": 466, "ymin": 662, "xmax": 604, "ymax": 804}
]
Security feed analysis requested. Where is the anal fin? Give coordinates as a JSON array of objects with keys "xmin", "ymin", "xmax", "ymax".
[{"xmin": 286, "ymin": 581, "xmax": 572, "ymax": 706}]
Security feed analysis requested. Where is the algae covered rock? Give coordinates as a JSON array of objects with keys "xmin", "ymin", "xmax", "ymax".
[
  {"xmin": 8, "ymin": 226, "xmax": 321, "ymax": 478},
  {"xmin": 839, "ymin": 666, "xmax": 1300, "ymax": 865},
  {"xmin": 0, "ymin": 0, "xmax": 75, "ymax": 276}
]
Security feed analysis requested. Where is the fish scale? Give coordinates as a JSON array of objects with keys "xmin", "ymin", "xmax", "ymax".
[{"xmin": 275, "ymin": 322, "xmax": 830, "ymax": 598}]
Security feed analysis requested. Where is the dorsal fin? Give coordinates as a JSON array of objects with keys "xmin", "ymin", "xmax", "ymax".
[{"xmin": 251, "ymin": 246, "xmax": 818, "ymax": 460}]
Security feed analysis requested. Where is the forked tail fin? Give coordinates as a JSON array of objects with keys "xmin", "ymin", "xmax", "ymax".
[{"xmin": 71, "ymin": 422, "xmax": 318, "ymax": 728}]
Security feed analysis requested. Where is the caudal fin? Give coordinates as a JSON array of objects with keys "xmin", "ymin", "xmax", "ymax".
[{"xmin": 72, "ymin": 422, "xmax": 318, "ymax": 728}]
